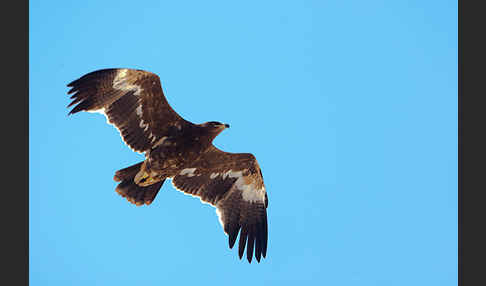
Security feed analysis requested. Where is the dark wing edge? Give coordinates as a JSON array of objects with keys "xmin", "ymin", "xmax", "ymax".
[
  {"xmin": 171, "ymin": 147, "xmax": 268, "ymax": 263},
  {"xmin": 66, "ymin": 68, "xmax": 191, "ymax": 153}
]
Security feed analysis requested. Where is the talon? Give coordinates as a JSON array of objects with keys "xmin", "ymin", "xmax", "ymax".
[
  {"xmin": 134, "ymin": 170, "xmax": 149, "ymax": 185},
  {"xmin": 145, "ymin": 177, "xmax": 157, "ymax": 185},
  {"xmin": 134, "ymin": 170, "xmax": 158, "ymax": 186}
]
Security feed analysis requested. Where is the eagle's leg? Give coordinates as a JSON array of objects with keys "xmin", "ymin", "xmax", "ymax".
[
  {"xmin": 134, "ymin": 170, "xmax": 158, "ymax": 186},
  {"xmin": 134, "ymin": 160, "xmax": 160, "ymax": 186},
  {"xmin": 114, "ymin": 161, "xmax": 165, "ymax": 206}
]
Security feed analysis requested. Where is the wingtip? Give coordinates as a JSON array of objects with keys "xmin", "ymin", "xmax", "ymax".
[
  {"xmin": 255, "ymin": 247, "xmax": 262, "ymax": 263},
  {"xmin": 67, "ymin": 108, "xmax": 79, "ymax": 116},
  {"xmin": 66, "ymin": 78, "xmax": 78, "ymax": 87},
  {"xmin": 66, "ymin": 85, "xmax": 76, "ymax": 93},
  {"xmin": 229, "ymin": 232, "xmax": 238, "ymax": 249}
]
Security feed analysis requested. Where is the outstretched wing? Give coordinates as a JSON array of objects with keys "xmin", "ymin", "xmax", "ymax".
[
  {"xmin": 171, "ymin": 145, "xmax": 268, "ymax": 263},
  {"xmin": 67, "ymin": 68, "xmax": 192, "ymax": 153}
]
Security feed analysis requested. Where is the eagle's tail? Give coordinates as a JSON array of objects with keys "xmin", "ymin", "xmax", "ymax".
[{"xmin": 113, "ymin": 162, "xmax": 165, "ymax": 206}]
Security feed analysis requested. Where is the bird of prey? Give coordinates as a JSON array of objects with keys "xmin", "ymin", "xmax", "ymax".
[{"xmin": 66, "ymin": 68, "xmax": 268, "ymax": 263}]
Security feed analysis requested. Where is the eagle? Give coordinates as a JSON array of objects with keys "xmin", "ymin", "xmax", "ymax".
[{"xmin": 66, "ymin": 68, "xmax": 268, "ymax": 263}]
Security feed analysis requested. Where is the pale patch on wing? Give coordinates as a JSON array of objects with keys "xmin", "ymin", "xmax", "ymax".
[
  {"xmin": 150, "ymin": 134, "xmax": 157, "ymax": 143},
  {"xmin": 179, "ymin": 168, "xmax": 197, "ymax": 177},
  {"xmin": 134, "ymin": 100, "xmax": 157, "ymax": 143},
  {"xmin": 115, "ymin": 68, "xmax": 128, "ymax": 79},
  {"xmin": 139, "ymin": 119, "xmax": 150, "ymax": 131},
  {"xmin": 223, "ymin": 170, "xmax": 266, "ymax": 204},
  {"xmin": 210, "ymin": 172, "xmax": 220, "ymax": 179},
  {"xmin": 136, "ymin": 104, "xmax": 147, "ymax": 130},
  {"xmin": 241, "ymin": 185, "xmax": 266, "ymax": 203},
  {"xmin": 112, "ymin": 69, "xmax": 143, "ymax": 96}
]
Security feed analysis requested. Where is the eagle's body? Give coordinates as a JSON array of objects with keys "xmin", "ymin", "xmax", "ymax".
[
  {"xmin": 67, "ymin": 68, "xmax": 268, "ymax": 263},
  {"xmin": 135, "ymin": 123, "xmax": 216, "ymax": 185}
]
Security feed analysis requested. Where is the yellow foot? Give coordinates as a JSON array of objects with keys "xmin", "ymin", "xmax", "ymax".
[
  {"xmin": 140, "ymin": 176, "xmax": 158, "ymax": 186},
  {"xmin": 134, "ymin": 170, "xmax": 157, "ymax": 186}
]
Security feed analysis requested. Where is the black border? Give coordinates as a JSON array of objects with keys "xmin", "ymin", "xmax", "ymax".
[
  {"xmin": 458, "ymin": 1, "xmax": 462, "ymax": 285},
  {"xmin": 459, "ymin": 1, "xmax": 485, "ymax": 285},
  {"xmin": 3, "ymin": 1, "xmax": 28, "ymax": 285},
  {"xmin": 458, "ymin": 1, "xmax": 461, "ymax": 284}
]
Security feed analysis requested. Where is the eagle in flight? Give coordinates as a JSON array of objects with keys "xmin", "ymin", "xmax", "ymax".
[{"xmin": 67, "ymin": 68, "xmax": 268, "ymax": 263}]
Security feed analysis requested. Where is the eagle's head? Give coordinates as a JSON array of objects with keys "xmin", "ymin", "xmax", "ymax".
[
  {"xmin": 200, "ymin": 121, "xmax": 230, "ymax": 140},
  {"xmin": 203, "ymin": 121, "xmax": 230, "ymax": 130}
]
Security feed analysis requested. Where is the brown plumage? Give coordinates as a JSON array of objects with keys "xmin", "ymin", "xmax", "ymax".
[{"xmin": 67, "ymin": 68, "xmax": 268, "ymax": 263}]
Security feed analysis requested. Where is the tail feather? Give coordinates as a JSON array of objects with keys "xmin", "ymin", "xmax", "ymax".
[
  {"xmin": 114, "ymin": 162, "xmax": 144, "ymax": 182},
  {"xmin": 114, "ymin": 162, "xmax": 165, "ymax": 206}
]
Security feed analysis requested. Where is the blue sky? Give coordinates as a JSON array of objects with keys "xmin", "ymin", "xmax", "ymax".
[{"xmin": 30, "ymin": 1, "xmax": 457, "ymax": 285}]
